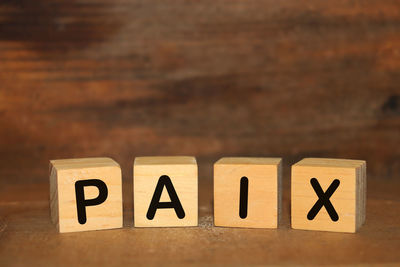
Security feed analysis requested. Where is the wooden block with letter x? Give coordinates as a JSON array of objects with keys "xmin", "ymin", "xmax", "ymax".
[
  {"xmin": 214, "ymin": 157, "xmax": 282, "ymax": 228},
  {"xmin": 49, "ymin": 157, "xmax": 123, "ymax": 233},
  {"xmin": 134, "ymin": 156, "xmax": 198, "ymax": 227},
  {"xmin": 291, "ymin": 158, "xmax": 366, "ymax": 233}
]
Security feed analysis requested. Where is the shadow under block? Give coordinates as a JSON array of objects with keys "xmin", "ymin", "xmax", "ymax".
[
  {"xmin": 291, "ymin": 158, "xmax": 366, "ymax": 233},
  {"xmin": 134, "ymin": 156, "xmax": 198, "ymax": 227},
  {"xmin": 214, "ymin": 157, "xmax": 282, "ymax": 228},
  {"xmin": 49, "ymin": 157, "xmax": 123, "ymax": 233}
]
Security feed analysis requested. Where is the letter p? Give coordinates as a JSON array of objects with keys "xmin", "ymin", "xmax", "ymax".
[{"xmin": 75, "ymin": 179, "xmax": 108, "ymax": 224}]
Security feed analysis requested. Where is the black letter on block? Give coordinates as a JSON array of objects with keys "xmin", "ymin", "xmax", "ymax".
[
  {"xmin": 239, "ymin": 176, "xmax": 249, "ymax": 219},
  {"xmin": 307, "ymin": 178, "xmax": 340, "ymax": 222},
  {"xmin": 146, "ymin": 175, "xmax": 185, "ymax": 220},
  {"xmin": 75, "ymin": 179, "xmax": 108, "ymax": 224}
]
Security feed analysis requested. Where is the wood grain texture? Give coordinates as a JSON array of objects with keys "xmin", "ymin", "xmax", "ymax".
[
  {"xmin": 214, "ymin": 157, "xmax": 282, "ymax": 228},
  {"xmin": 0, "ymin": 177, "xmax": 400, "ymax": 266},
  {"xmin": 50, "ymin": 157, "xmax": 123, "ymax": 233},
  {"xmin": 291, "ymin": 158, "xmax": 366, "ymax": 233},
  {"xmin": 134, "ymin": 156, "xmax": 198, "ymax": 227},
  {"xmin": 0, "ymin": 0, "xmax": 399, "ymax": 264},
  {"xmin": 0, "ymin": 0, "xmax": 399, "ymax": 190}
]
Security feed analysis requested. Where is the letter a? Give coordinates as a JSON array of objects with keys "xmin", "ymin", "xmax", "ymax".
[{"xmin": 146, "ymin": 175, "xmax": 185, "ymax": 220}]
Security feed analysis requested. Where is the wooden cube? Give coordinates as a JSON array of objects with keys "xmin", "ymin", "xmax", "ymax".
[
  {"xmin": 134, "ymin": 156, "xmax": 198, "ymax": 227},
  {"xmin": 50, "ymin": 157, "xmax": 123, "ymax": 233},
  {"xmin": 214, "ymin": 157, "xmax": 282, "ymax": 228},
  {"xmin": 291, "ymin": 158, "xmax": 366, "ymax": 233}
]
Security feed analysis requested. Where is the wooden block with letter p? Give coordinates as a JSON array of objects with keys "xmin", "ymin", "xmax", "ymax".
[
  {"xmin": 133, "ymin": 156, "xmax": 198, "ymax": 227},
  {"xmin": 214, "ymin": 157, "xmax": 282, "ymax": 228},
  {"xmin": 291, "ymin": 158, "xmax": 366, "ymax": 233},
  {"xmin": 49, "ymin": 157, "xmax": 123, "ymax": 233}
]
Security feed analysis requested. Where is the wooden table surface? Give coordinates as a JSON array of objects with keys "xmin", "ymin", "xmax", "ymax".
[
  {"xmin": 1, "ymin": 173, "xmax": 400, "ymax": 266},
  {"xmin": 0, "ymin": 0, "xmax": 399, "ymax": 265}
]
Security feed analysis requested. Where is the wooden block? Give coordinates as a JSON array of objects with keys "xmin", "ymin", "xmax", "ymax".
[
  {"xmin": 291, "ymin": 158, "xmax": 366, "ymax": 233},
  {"xmin": 133, "ymin": 156, "xmax": 198, "ymax": 227},
  {"xmin": 214, "ymin": 157, "xmax": 282, "ymax": 228},
  {"xmin": 49, "ymin": 157, "xmax": 123, "ymax": 233}
]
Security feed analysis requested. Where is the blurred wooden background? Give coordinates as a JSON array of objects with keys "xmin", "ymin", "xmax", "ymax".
[
  {"xmin": 0, "ymin": 1, "xmax": 399, "ymax": 265},
  {"xmin": 1, "ymin": 0, "xmax": 399, "ymax": 187}
]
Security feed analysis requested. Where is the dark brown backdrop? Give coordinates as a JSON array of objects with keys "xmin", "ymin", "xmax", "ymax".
[
  {"xmin": 0, "ymin": 1, "xmax": 399, "ymax": 265},
  {"xmin": 1, "ymin": 0, "xmax": 399, "ymax": 186}
]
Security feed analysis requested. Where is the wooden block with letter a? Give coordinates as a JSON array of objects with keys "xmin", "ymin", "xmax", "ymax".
[
  {"xmin": 291, "ymin": 158, "xmax": 366, "ymax": 233},
  {"xmin": 134, "ymin": 156, "xmax": 198, "ymax": 227},
  {"xmin": 49, "ymin": 157, "xmax": 123, "ymax": 233},
  {"xmin": 214, "ymin": 157, "xmax": 282, "ymax": 228}
]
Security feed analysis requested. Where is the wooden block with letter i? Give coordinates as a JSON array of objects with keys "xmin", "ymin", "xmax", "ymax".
[
  {"xmin": 49, "ymin": 157, "xmax": 123, "ymax": 233},
  {"xmin": 291, "ymin": 158, "xmax": 366, "ymax": 233},
  {"xmin": 134, "ymin": 156, "xmax": 198, "ymax": 227},
  {"xmin": 214, "ymin": 157, "xmax": 282, "ymax": 228}
]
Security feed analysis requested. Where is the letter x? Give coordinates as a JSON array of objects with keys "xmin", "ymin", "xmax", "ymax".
[{"xmin": 307, "ymin": 178, "xmax": 340, "ymax": 222}]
